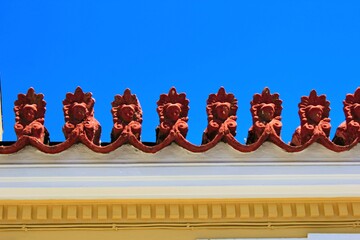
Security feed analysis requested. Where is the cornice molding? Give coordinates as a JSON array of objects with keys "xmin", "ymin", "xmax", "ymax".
[
  {"xmin": 0, "ymin": 198, "xmax": 359, "ymax": 228},
  {"xmin": 0, "ymin": 152, "xmax": 360, "ymax": 199}
]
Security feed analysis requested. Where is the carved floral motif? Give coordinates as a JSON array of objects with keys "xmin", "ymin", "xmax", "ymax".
[
  {"xmin": 111, "ymin": 89, "xmax": 142, "ymax": 142},
  {"xmin": 290, "ymin": 90, "xmax": 331, "ymax": 146},
  {"xmin": 6, "ymin": 87, "xmax": 360, "ymax": 154},
  {"xmin": 156, "ymin": 87, "xmax": 189, "ymax": 143},
  {"xmin": 14, "ymin": 88, "xmax": 49, "ymax": 143},
  {"xmin": 333, "ymin": 87, "xmax": 360, "ymax": 145},
  {"xmin": 62, "ymin": 87, "xmax": 101, "ymax": 145},
  {"xmin": 246, "ymin": 88, "xmax": 282, "ymax": 144},
  {"xmin": 202, "ymin": 87, "xmax": 238, "ymax": 144}
]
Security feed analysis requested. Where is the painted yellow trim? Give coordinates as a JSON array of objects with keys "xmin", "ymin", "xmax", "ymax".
[{"xmin": 0, "ymin": 198, "xmax": 359, "ymax": 228}]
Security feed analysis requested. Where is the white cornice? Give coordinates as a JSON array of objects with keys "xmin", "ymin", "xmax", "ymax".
[{"xmin": 0, "ymin": 142, "xmax": 360, "ymax": 199}]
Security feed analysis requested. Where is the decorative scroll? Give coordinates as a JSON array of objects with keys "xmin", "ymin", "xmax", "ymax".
[
  {"xmin": 111, "ymin": 89, "xmax": 142, "ymax": 142},
  {"xmin": 156, "ymin": 87, "xmax": 189, "ymax": 144},
  {"xmin": 290, "ymin": 90, "xmax": 331, "ymax": 146},
  {"xmin": 202, "ymin": 87, "xmax": 238, "ymax": 144},
  {"xmin": 62, "ymin": 87, "xmax": 101, "ymax": 145},
  {"xmin": 333, "ymin": 87, "xmax": 360, "ymax": 145},
  {"xmin": 14, "ymin": 88, "xmax": 49, "ymax": 143},
  {"xmin": 246, "ymin": 88, "xmax": 282, "ymax": 144}
]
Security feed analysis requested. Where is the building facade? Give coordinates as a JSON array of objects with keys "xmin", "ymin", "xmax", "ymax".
[{"xmin": 0, "ymin": 87, "xmax": 360, "ymax": 240}]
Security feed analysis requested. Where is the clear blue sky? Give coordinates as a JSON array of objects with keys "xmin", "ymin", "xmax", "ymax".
[{"xmin": 1, "ymin": 1, "xmax": 360, "ymax": 144}]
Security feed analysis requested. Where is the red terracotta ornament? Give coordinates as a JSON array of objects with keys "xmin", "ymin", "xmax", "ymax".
[
  {"xmin": 62, "ymin": 87, "xmax": 101, "ymax": 145},
  {"xmin": 290, "ymin": 90, "xmax": 331, "ymax": 146},
  {"xmin": 5, "ymin": 87, "xmax": 360, "ymax": 154},
  {"xmin": 333, "ymin": 87, "xmax": 360, "ymax": 145},
  {"xmin": 246, "ymin": 88, "xmax": 282, "ymax": 144},
  {"xmin": 202, "ymin": 87, "xmax": 238, "ymax": 144},
  {"xmin": 14, "ymin": 88, "xmax": 49, "ymax": 143},
  {"xmin": 111, "ymin": 89, "xmax": 142, "ymax": 142},
  {"xmin": 156, "ymin": 87, "xmax": 189, "ymax": 144}
]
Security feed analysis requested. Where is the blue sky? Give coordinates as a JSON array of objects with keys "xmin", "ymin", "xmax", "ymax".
[{"xmin": 1, "ymin": 1, "xmax": 360, "ymax": 144}]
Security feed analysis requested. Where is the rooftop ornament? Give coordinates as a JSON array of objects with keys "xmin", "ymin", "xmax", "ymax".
[
  {"xmin": 333, "ymin": 87, "xmax": 360, "ymax": 145},
  {"xmin": 156, "ymin": 87, "xmax": 189, "ymax": 144},
  {"xmin": 3, "ymin": 85, "xmax": 360, "ymax": 154},
  {"xmin": 62, "ymin": 87, "xmax": 101, "ymax": 145},
  {"xmin": 290, "ymin": 90, "xmax": 331, "ymax": 146},
  {"xmin": 111, "ymin": 89, "xmax": 142, "ymax": 142},
  {"xmin": 246, "ymin": 87, "xmax": 282, "ymax": 144},
  {"xmin": 202, "ymin": 87, "xmax": 238, "ymax": 144},
  {"xmin": 14, "ymin": 88, "xmax": 49, "ymax": 144}
]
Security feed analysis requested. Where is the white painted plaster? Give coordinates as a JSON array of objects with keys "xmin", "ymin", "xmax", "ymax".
[{"xmin": 0, "ymin": 143, "xmax": 360, "ymax": 199}]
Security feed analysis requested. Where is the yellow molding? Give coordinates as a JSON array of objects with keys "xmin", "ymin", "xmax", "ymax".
[
  {"xmin": 1, "ymin": 199, "xmax": 360, "ymax": 240},
  {"xmin": 0, "ymin": 198, "xmax": 359, "ymax": 227}
]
